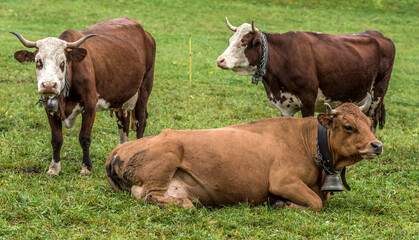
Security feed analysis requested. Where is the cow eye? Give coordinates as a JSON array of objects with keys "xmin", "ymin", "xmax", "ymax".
[
  {"xmin": 36, "ymin": 59, "xmax": 43, "ymax": 69},
  {"xmin": 60, "ymin": 61, "xmax": 65, "ymax": 72},
  {"xmin": 343, "ymin": 125, "xmax": 353, "ymax": 131}
]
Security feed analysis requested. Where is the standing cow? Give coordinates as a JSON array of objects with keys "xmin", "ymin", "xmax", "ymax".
[
  {"xmin": 105, "ymin": 98, "xmax": 383, "ymax": 211},
  {"xmin": 217, "ymin": 18, "xmax": 395, "ymax": 132},
  {"xmin": 11, "ymin": 17, "xmax": 156, "ymax": 176}
]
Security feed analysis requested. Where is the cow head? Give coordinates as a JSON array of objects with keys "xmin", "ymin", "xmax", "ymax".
[
  {"xmin": 317, "ymin": 95, "xmax": 383, "ymax": 170},
  {"xmin": 11, "ymin": 31, "xmax": 95, "ymax": 98},
  {"xmin": 217, "ymin": 18, "xmax": 261, "ymax": 76}
]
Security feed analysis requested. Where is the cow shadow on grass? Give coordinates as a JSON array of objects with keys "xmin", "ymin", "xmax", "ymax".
[{"xmin": 323, "ymin": 194, "xmax": 390, "ymax": 216}]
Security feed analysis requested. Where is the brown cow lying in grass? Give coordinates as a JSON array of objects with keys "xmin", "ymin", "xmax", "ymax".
[{"xmin": 105, "ymin": 100, "xmax": 382, "ymax": 211}]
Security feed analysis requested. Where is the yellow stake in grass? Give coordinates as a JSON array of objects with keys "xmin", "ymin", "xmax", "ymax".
[{"xmin": 189, "ymin": 35, "xmax": 192, "ymax": 82}]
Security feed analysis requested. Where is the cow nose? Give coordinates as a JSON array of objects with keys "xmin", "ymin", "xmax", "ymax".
[
  {"xmin": 371, "ymin": 142, "xmax": 383, "ymax": 154},
  {"xmin": 41, "ymin": 82, "xmax": 57, "ymax": 91},
  {"xmin": 217, "ymin": 57, "xmax": 225, "ymax": 67}
]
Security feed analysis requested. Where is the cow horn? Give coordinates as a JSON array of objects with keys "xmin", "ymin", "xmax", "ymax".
[
  {"xmin": 225, "ymin": 17, "xmax": 237, "ymax": 32},
  {"xmin": 66, "ymin": 34, "xmax": 96, "ymax": 49},
  {"xmin": 251, "ymin": 20, "xmax": 258, "ymax": 34},
  {"xmin": 324, "ymin": 103, "xmax": 336, "ymax": 115},
  {"xmin": 358, "ymin": 93, "xmax": 372, "ymax": 113},
  {"xmin": 9, "ymin": 31, "xmax": 37, "ymax": 48}
]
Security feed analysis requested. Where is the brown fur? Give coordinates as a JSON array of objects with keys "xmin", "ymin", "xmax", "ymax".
[
  {"xmin": 242, "ymin": 30, "xmax": 395, "ymax": 130},
  {"xmin": 13, "ymin": 17, "xmax": 156, "ymax": 173},
  {"xmin": 105, "ymin": 103, "xmax": 382, "ymax": 210}
]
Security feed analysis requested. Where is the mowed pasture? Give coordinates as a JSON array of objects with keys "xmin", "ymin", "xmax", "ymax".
[{"xmin": 0, "ymin": 0, "xmax": 417, "ymax": 238}]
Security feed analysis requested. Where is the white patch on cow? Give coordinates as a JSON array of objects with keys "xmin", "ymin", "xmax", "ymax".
[
  {"xmin": 96, "ymin": 98, "xmax": 111, "ymax": 111},
  {"xmin": 120, "ymin": 92, "xmax": 138, "ymax": 111},
  {"xmin": 80, "ymin": 164, "xmax": 91, "ymax": 176},
  {"xmin": 34, "ymin": 38, "xmax": 68, "ymax": 97},
  {"xmin": 133, "ymin": 119, "xmax": 139, "ymax": 131},
  {"xmin": 315, "ymin": 88, "xmax": 375, "ymax": 114},
  {"xmin": 269, "ymin": 92, "xmax": 302, "ymax": 117},
  {"xmin": 119, "ymin": 128, "xmax": 128, "ymax": 145},
  {"xmin": 217, "ymin": 23, "xmax": 258, "ymax": 75},
  {"xmin": 63, "ymin": 104, "xmax": 82, "ymax": 129},
  {"xmin": 97, "ymin": 93, "xmax": 138, "ymax": 113},
  {"xmin": 164, "ymin": 178, "xmax": 188, "ymax": 199},
  {"xmin": 46, "ymin": 160, "xmax": 61, "ymax": 176},
  {"xmin": 314, "ymin": 89, "xmax": 344, "ymax": 112},
  {"xmin": 131, "ymin": 185, "xmax": 144, "ymax": 199},
  {"xmin": 368, "ymin": 96, "xmax": 381, "ymax": 116}
]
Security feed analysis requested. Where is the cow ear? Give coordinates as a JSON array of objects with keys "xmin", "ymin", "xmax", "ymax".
[
  {"xmin": 252, "ymin": 34, "xmax": 262, "ymax": 47},
  {"xmin": 318, "ymin": 114, "xmax": 333, "ymax": 129},
  {"xmin": 67, "ymin": 48, "xmax": 88, "ymax": 62},
  {"xmin": 14, "ymin": 50, "xmax": 37, "ymax": 63}
]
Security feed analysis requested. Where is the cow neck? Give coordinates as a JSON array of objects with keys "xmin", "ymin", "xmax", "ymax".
[
  {"xmin": 62, "ymin": 64, "xmax": 70, "ymax": 98},
  {"xmin": 315, "ymin": 121, "xmax": 351, "ymax": 191},
  {"xmin": 251, "ymin": 33, "xmax": 268, "ymax": 85}
]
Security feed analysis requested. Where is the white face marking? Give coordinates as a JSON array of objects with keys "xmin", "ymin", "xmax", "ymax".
[
  {"xmin": 63, "ymin": 104, "xmax": 82, "ymax": 129},
  {"xmin": 269, "ymin": 92, "xmax": 302, "ymax": 117},
  {"xmin": 46, "ymin": 160, "xmax": 61, "ymax": 176},
  {"xmin": 217, "ymin": 23, "xmax": 258, "ymax": 75},
  {"xmin": 35, "ymin": 38, "xmax": 68, "ymax": 97}
]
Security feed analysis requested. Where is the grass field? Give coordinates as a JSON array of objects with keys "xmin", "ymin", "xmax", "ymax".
[{"xmin": 0, "ymin": 0, "xmax": 418, "ymax": 239}]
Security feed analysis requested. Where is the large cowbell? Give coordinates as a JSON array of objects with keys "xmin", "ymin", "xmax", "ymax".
[
  {"xmin": 47, "ymin": 97, "xmax": 59, "ymax": 112},
  {"xmin": 321, "ymin": 174, "xmax": 344, "ymax": 192}
]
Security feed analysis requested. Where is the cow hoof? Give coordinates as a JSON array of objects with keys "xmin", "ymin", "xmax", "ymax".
[
  {"xmin": 46, "ymin": 169, "xmax": 59, "ymax": 176},
  {"xmin": 80, "ymin": 164, "xmax": 91, "ymax": 176},
  {"xmin": 192, "ymin": 199, "xmax": 203, "ymax": 208},
  {"xmin": 46, "ymin": 160, "xmax": 61, "ymax": 176},
  {"xmin": 271, "ymin": 200, "xmax": 291, "ymax": 209},
  {"xmin": 181, "ymin": 199, "xmax": 196, "ymax": 209}
]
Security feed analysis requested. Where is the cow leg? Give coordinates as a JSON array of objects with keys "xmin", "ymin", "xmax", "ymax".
[
  {"xmin": 79, "ymin": 107, "xmax": 96, "ymax": 176},
  {"xmin": 145, "ymin": 194, "xmax": 195, "ymax": 209},
  {"xmin": 123, "ymin": 144, "xmax": 194, "ymax": 208},
  {"xmin": 116, "ymin": 110, "xmax": 130, "ymax": 144},
  {"xmin": 135, "ymin": 67, "xmax": 154, "ymax": 139},
  {"xmin": 131, "ymin": 185, "xmax": 194, "ymax": 208},
  {"xmin": 269, "ymin": 175, "xmax": 323, "ymax": 211},
  {"xmin": 300, "ymin": 97, "xmax": 316, "ymax": 117},
  {"xmin": 370, "ymin": 69, "xmax": 392, "ymax": 132},
  {"xmin": 46, "ymin": 114, "xmax": 63, "ymax": 176}
]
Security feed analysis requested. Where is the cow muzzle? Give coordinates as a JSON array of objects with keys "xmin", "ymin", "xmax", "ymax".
[
  {"xmin": 361, "ymin": 141, "xmax": 383, "ymax": 159},
  {"xmin": 39, "ymin": 81, "xmax": 60, "ymax": 96},
  {"xmin": 217, "ymin": 57, "xmax": 228, "ymax": 69},
  {"xmin": 371, "ymin": 141, "xmax": 383, "ymax": 155}
]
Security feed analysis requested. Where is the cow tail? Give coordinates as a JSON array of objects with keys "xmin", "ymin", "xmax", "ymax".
[
  {"xmin": 130, "ymin": 109, "xmax": 136, "ymax": 131},
  {"xmin": 378, "ymin": 102, "xmax": 386, "ymax": 129},
  {"xmin": 105, "ymin": 155, "xmax": 123, "ymax": 192}
]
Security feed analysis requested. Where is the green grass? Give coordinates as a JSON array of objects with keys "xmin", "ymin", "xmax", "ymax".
[{"xmin": 0, "ymin": 0, "xmax": 418, "ymax": 239}]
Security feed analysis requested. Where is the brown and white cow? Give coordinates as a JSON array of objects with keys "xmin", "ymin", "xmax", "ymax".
[
  {"xmin": 217, "ymin": 18, "xmax": 395, "ymax": 132},
  {"xmin": 11, "ymin": 17, "xmax": 156, "ymax": 176},
  {"xmin": 105, "ymin": 99, "xmax": 383, "ymax": 211}
]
